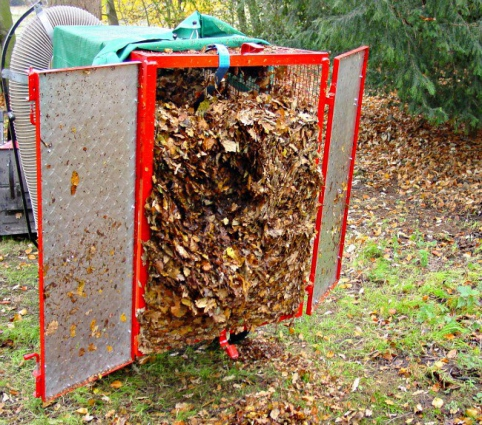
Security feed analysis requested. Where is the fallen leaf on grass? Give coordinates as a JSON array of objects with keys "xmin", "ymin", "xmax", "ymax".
[
  {"xmin": 174, "ymin": 402, "xmax": 193, "ymax": 413},
  {"xmin": 105, "ymin": 410, "xmax": 115, "ymax": 418},
  {"xmin": 466, "ymin": 408, "xmax": 479, "ymax": 418},
  {"xmin": 432, "ymin": 397, "xmax": 444, "ymax": 408},
  {"xmin": 447, "ymin": 349, "xmax": 457, "ymax": 359},
  {"xmin": 10, "ymin": 313, "xmax": 22, "ymax": 322},
  {"xmin": 351, "ymin": 377, "xmax": 360, "ymax": 392},
  {"xmin": 109, "ymin": 380, "xmax": 123, "ymax": 389}
]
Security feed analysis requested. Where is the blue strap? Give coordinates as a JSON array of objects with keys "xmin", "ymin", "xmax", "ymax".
[{"xmin": 207, "ymin": 44, "xmax": 230, "ymax": 85}]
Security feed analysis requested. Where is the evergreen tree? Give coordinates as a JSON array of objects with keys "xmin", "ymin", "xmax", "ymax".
[{"xmin": 255, "ymin": 0, "xmax": 482, "ymax": 132}]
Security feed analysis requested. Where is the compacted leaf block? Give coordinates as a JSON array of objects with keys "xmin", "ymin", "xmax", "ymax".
[{"xmin": 138, "ymin": 68, "xmax": 323, "ymax": 353}]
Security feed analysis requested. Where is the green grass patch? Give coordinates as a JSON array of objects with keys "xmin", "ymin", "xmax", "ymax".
[{"xmin": 296, "ymin": 228, "xmax": 482, "ymax": 422}]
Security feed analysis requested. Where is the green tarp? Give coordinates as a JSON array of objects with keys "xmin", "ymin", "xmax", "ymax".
[{"xmin": 52, "ymin": 11, "xmax": 268, "ymax": 69}]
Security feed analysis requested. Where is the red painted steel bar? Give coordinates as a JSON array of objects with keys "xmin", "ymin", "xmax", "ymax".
[
  {"xmin": 132, "ymin": 58, "xmax": 158, "ymax": 357},
  {"xmin": 27, "ymin": 71, "xmax": 45, "ymax": 399},
  {"xmin": 130, "ymin": 49, "xmax": 328, "ymax": 69},
  {"xmin": 306, "ymin": 57, "xmax": 330, "ymax": 316}
]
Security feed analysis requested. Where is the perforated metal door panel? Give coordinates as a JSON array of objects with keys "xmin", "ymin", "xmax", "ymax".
[
  {"xmin": 35, "ymin": 63, "xmax": 138, "ymax": 400},
  {"xmin": 312, "ymin": 47, "xmax": 368, "ymax": 306}
]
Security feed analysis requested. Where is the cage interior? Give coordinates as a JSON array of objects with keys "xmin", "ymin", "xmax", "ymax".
[{"xmin": 137, "ymin": 60, "xmax": 324, "ymax": 353}]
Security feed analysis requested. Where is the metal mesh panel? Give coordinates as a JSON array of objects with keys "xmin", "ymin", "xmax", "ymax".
[
  {"xmin": 313, "ymin": 50, "xmax": 366, "ymax": 304},
  {"xmin": 38, "ymin": 64, "xmax": 138, "ymax": 399},
  {"xmin": 227, "ymin": 65, "xmax": 321, "ymax": 112},
  {"xmin": 156, "ymin": 64, "xmax": 322, "ymax": 113}
]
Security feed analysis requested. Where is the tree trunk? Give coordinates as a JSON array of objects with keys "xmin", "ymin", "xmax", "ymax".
[
  {"xmin": 106, "ymin": 0, "xmax": 119, "ymax": 25},
  {"xmin": 0, "ymin": 0, "xmax": 14, "ymax": 68},
  {"xmin": 246, "ymin": 0, "xmax": 261, "ymax": 35},
  {"xmin": 235, "ymin": 0, "xmax": 247, "ymax": 34},
  {"xmin": 48, "ymin": 0, "xmax": 101, "ymax": 20}
]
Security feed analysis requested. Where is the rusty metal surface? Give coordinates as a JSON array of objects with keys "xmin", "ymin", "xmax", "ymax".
[
  {"xmin": 313, "ymin": 51, "xmax": 365, "ymax": 304},
  {"xmin": 38, "ymin": 64, "xmax": 138, "ymax": 399}
]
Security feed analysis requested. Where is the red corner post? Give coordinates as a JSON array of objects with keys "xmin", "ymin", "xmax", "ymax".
[
  {"xmin": 26, "ymin": 69, "xmax": 45, "ymax": 399},
  {"xmin": 132, "ymin": 58, "xmax": 158, "ymax": 358}
]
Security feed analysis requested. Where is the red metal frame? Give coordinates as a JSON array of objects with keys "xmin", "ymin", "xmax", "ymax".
[
  {"xmin": 27, "ymin": 71, "xmax": 45, "ymax": 399},
  {"xmin": 132, "ymin": 58, "xmax": 157, "ymax": 357},
  {"xmin": 27, "ymin": 44, "xmax": 367, "ymax": 398},
  {"xmin": 130, "ymin": 47, "xmax": 330, "ymax": 354},
  {"xmin": 306, "ymin": 46, "xmax": 369, "ymax": 314},
  {"xmin": 130, "ymin": 48, "xmax": 327, "ymax": 69}
]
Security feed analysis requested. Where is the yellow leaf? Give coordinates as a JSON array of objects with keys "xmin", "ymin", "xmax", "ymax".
[
  {"xmin": 120, "ymin": 313, "xmax": 127, "ymax": 322},
  {"xmin": 194, "ymin": 298, "xmax": 207, "ymax": 309},
  {"xmin": 76, "ymin": 408, "xmax": 88, "ymax": 415},
  {"xmin": 110, "ymin": 380, "xmax": 123, "ymax": 389},
  {"xmin": 466, "ymin": 408, "xmax": 479, "ymax": 418},
  {"xmin": 225, "ymin": 247, "xmax": 236, "ymax": 259},
  {"xmin": 71, "ymin": 170, "xmax": 79, "ymax": 195},
  {"xmin": 432, "ymin": 398, "xmax": 444, "ymax": 408}
]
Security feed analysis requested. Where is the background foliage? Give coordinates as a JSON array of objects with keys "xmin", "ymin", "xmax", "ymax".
[
  {"xmin": 4, "ymin": 0, "xmax": 481, "ymax": 131},
  {"xmin": 100, "ymin": 0, "xmax": 482, "ymax": 132},
  {"xmin": 247, "ymin": 0, "xmax": 482, "ymax": 132}
]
